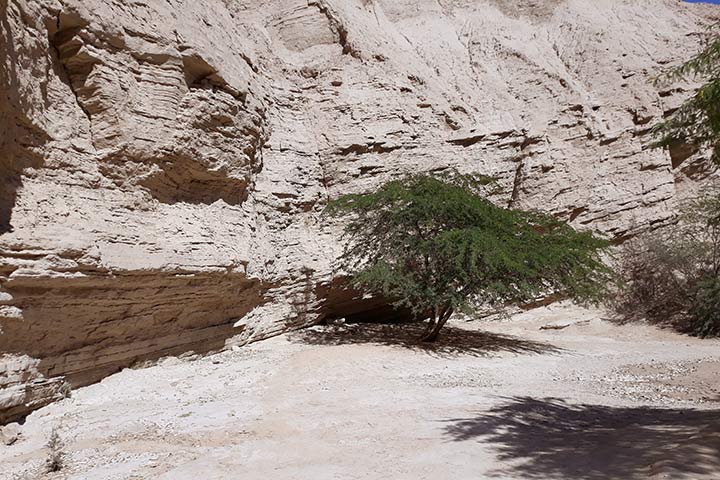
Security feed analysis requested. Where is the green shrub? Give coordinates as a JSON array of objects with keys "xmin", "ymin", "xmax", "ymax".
[{"xmin": 690, "ymin": 277, "xmax": 720, "ymax": 337}]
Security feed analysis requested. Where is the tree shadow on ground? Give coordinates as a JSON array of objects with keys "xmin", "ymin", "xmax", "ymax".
[
  {"xmin": 443, "ymin": 396, "xmax": 720, "ymax": 479},
  {"xmin": 289, "ymin": 322, "xmax": 560, "ymax": 358}
]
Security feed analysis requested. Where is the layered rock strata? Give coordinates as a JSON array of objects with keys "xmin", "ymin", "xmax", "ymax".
[{"xmin": 1, "ymin": 0, "xmax": 718, "ymax": 422}]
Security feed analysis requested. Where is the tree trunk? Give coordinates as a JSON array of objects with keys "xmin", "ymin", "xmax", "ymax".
[
  {"xmin": 421, "ymin": 317, "xmax": 437, "ymax": 338},
  {"xmin": 420, "ymin": 306, "xmax": 453, "ymax": 342},
  {"xmin": 421, "ymin": 306, "xmax": 438, "ymax": 339}
]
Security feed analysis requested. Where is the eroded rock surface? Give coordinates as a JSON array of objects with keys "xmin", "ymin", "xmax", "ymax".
[{"xmin": 1, "ymin": 0, "xmax": 718, "ymax": 422}]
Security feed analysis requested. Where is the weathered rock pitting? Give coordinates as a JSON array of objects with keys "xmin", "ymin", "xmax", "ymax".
[{"xmin": 1, "ymin": 0, "xmax": 718, "ymax": 422}]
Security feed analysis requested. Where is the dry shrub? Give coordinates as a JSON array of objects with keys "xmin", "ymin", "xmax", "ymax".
[
  {"xmin": 612, "ymin": 192, "xmax": 720, "ymax": 337},
  {"xmin": 45, "ymin": 427, "xmax": 65, "ymax": 473}
]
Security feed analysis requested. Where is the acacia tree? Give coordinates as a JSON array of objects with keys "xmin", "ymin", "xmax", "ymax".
[
  {"xmin": 327, "ymin": 173, "xmax": 612, "ymax": 342},
  {"xmin": 653, "ymin": 23, "xmax": 720, "ymax": 162}
]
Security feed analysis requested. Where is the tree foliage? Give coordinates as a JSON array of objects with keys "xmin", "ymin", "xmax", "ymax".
[
  {"xmin": 327, "ymin": 173, "xmax": 612, "ymax": 341},
  {"xmin": 653, "ymin": 23, "xmax": 720, "ymax": 162}
]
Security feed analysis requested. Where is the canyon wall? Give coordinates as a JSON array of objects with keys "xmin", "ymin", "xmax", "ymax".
[{"xmin": 1, "ymin": 0, "xmax": 717, "ymax": 422}]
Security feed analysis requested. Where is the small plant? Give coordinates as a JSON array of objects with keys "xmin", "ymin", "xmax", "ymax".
[
  {"xmin": 59, "ymin": 382, "xmax": 72, "ymax": 399},
  {"xmin": 45, "ymin": 427, "xmax": 65, "ymax": 473},
  {"xmin": 327, "ymin": 172, "xmax": 612, "ymax": 341}
]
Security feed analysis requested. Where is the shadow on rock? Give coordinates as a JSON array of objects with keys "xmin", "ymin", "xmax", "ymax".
[
  {"xmin": 290, "ymin": 322, "xmax": 560, "ymax": 358},
  {"xmin": 443, "ymin": 396, "xmax": 720, "ymax": 479}
]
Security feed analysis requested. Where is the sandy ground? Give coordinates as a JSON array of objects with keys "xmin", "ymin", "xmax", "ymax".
[{"xmin": 2, "ymin": 303, "xmax": 720, "ymax": 480}]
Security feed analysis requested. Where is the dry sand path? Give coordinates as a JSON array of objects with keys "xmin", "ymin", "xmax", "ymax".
[{"xmin": 2, "ymin": 303, "xmax": 719, "ymax": 479}]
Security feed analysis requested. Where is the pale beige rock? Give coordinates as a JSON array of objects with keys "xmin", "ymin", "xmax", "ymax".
[
  {"xmin": 1, "ymin": 0, "xmax": 719, "ymax": 421},
  {"xmin": 0, "ymin": 422, "xmax": 20, "ymax": 446}
]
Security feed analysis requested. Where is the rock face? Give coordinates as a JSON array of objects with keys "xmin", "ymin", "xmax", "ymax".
[{"xmin": 0, "ymin": 0, "xmax": 717, "ymax": 422}]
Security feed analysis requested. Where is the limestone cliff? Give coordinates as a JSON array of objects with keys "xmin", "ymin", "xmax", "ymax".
[{"xmin": 0, "ymin": 0, "xmax": 717, "ymax": 422}]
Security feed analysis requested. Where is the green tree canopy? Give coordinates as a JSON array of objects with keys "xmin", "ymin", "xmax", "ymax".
[
  {"xmin": 653, "ymin": 23, "xmax": 720, "ymax": 162},
  {"xmin": 327, "ymin": 173, "xmax": 612, "ymax": 341}
]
